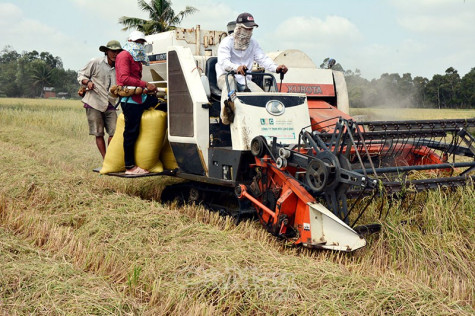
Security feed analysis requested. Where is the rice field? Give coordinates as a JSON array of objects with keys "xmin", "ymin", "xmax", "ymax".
[{"xmin": 0, "ymin": 98, "xmax": 474, "ymax": 315}]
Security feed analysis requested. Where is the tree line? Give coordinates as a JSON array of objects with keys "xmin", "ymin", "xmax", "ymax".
[
  {"xmin": 1, "ymin": 44, "xmax": 474, "ymax": 110},
  {"xmin": 0, "ymin": 46, "xmax": 78, "ymax": 98},
  {"xmin": 0, "ymin": 1, "xmax": 196, "ymax": 100},
  {"xmin": 344, "ymin": 67, "xmax": 475, "ymax": 108}
]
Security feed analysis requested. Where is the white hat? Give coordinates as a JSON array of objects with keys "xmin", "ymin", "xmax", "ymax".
[{"xmin": 128, "ymin": 30, "xmax": 146, "ymax": 42}]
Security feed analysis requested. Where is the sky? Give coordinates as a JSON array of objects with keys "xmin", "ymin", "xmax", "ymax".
[{"xmin": 1, "ymin": 0, "xmax": 474, "ymax": 80}]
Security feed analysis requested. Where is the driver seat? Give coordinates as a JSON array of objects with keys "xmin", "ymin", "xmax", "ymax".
[{"xmin": 205, "ymin": 57, "xmax": 221, "ymax": 101}]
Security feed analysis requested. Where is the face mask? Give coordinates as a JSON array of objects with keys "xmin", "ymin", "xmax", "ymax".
[
  {"xmin": 122, "ymin": 41, "xmax": 150, "ymax": 66},
  {"xmin": 233, "ymin": 24, "xmax": 253, "ymax": 50}
]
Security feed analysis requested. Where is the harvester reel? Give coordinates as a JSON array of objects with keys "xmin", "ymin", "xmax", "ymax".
[
  {"xmin": 335, "ymin": 154, "xmax": 352, "ymax": 193},
  {"xmin": 305, "ymin": 158, "xmax": 329, "ymax": 193}
]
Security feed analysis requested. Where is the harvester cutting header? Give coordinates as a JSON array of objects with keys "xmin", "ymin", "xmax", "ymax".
[{"xmin": 99, "ymin": 23, "xmax": 475, "ymax": 252}]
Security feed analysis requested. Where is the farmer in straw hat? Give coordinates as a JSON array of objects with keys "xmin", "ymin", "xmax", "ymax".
[{"xmin": 78, "ymin": 40, "xmax": 123, "ymax": 159}]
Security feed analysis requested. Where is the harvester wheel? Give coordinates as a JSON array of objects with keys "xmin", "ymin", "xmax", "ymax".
[
  {"xmin": 251, "ymin": 136, "xmax": 267, "ymax": 158},
  {"xmin": 189, "ymin": 187, "xmax": 200, "ymax": 202},
  {"xmin": 316, "ymin": 151, "xmax": 341, "ymax": 190},
  {"xmin": 276, "ymin": 157, "xmax": 287, "ymax": 168},
  {"xmin": 279, "ymin": 147, "xmax": 291, "ymax": 159},
  {"xmin": 305, "ymin": 158, "xmax": 329, "ymax": 193}
]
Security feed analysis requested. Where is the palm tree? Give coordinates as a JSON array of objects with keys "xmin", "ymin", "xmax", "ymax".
[
  {"xmin": 30, "ymin": 60, "xmax": 54, "ymax": 97},
  {"xmin": 119, "ymin": 0, "xmax": 198, "ymax": 35}
]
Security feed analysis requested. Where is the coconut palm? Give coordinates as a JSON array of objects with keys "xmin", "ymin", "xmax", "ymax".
[
  {"xmin": 30, "ymin": 60, "xmax": 55, "ymax": 96},
  {"xmin": 119, "ymin": 0, "xmax": 198, "ymax": 35}
]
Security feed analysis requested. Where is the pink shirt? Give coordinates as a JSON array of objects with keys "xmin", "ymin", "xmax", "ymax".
[
  {"xmin": 115, "ymin": 50, "xmax": 147, "ymax": 103},
  {"xmin": 115, "ymin": 50, "xmax": 147, "ymax": 87}
]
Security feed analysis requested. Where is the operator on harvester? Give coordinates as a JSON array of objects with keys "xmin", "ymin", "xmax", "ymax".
[{"xmin": 215, "ymin": 12, "xmax": 288, "ymax": 125}]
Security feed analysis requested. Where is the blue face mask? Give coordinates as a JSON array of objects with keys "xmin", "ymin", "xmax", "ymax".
[{"xmin": 122, "ymin": 41, "xmax": 150, "ymax": 66}]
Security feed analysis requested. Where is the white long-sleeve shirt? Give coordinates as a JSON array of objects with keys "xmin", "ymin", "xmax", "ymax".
[{"xmin": 215, "ymin": 35, "xmax": 278, "ymax": 86}]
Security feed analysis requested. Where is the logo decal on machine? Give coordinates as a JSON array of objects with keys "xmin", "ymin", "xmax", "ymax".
[
  {"xmin": 281, "ymin": 83, "xmax": 335, "ymax": 96},
  {"xmin": 287, "ymin": 84, "xmax": 323, "ymax": 94},
  {"xmin": 265, "ymin": 100, "xmax": 285, "ymax": 116}
]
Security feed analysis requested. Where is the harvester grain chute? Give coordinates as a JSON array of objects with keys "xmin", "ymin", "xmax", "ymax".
[{"xmin": 98, "ymin": 26, "xmax": 475, "ymax": 252}]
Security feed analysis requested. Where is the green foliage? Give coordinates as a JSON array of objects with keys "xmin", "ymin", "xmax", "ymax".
[
  {"xmin": 459, "ymin": 68, "xmax": 475, "ymax": 107},
  {"xmin": 0, "ymin": 45, "xmax": 20, "ymax": 63},
  {"xmin": 0, "ymin": 46, "xmax": 78, "ymax": 98},
  {"xmin": 345, "ymin": 66, "xmax": 475, "ymax": 108},
  {"xmin": 119, "ymin": 0, "xmax": 198, "ymax": 35},
  {"xmin": 30, "ymin": 60, "xmax": 54, "ymax": 95}
]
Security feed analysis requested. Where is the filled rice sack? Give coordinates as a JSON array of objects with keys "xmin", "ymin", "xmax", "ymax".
[
  {"xmin": 160, "ymin": 132, "xmax": 178, "ymax": 170},
  {"xmin": 100, "ymin": 108, "xmax": 167, "ymax": 174}
]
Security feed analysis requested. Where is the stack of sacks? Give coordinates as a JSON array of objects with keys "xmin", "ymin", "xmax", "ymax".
[
  {"xmin": 160, "ymin": 133, "xmax": 179, "ymax": 170},
  {"xmin": 100, "ymin": 108, "xmax": 168, "ymax": 174}
]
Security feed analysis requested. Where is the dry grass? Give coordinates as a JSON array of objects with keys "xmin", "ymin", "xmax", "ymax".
[
  {"xmin": 0, "ymin": 228, "xmax": 140, "ymax": 315},
  {"xmin": 0, "ymin": 98, "xmax": 474, "ymax": 315}
]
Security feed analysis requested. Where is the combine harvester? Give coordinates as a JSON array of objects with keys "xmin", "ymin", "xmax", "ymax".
[{"xmin": 106, "ymin": 26, "xmax": 475, "ymax": 251}]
